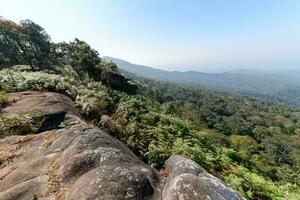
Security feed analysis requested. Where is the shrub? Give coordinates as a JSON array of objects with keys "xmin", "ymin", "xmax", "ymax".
[
  {"xmin": 0, "ymin": 69, "xmax": 122, "ymax": 120},
  {"xmin": 225, "ymin": 166, "xmax": 284, "ymax": 199},
  {"xmin": 32, "ymin": 193, "xmax": 38, "ymax": 200},
  {"xmin": 0, "ymin": 92, "xmax": 8, "ymax": 108},
  {"xmin": 0, "ymin": 113, "xmax": 45, "ymax": 137}
]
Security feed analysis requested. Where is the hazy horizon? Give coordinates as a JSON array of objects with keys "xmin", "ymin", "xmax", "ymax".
[
  {"xmin": 105, "ymin": 56, "xmax": 300, "ymax": 73},
  {"xmin": 1, "ymin": 0, "xmax": 300, "ymax": 72}
]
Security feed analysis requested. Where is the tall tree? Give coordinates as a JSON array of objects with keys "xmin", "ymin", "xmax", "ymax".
[
  {"xmin": 52, "ymin": 38, "xmax": 102, "ymax": 79},
  {"xmin": 0, "ymin": 17, "xmax": 22, "ymax": 68},
  {"xmin": 19, "ymin": 19, "xmax": 51, "ymax": 69},
  {"xmin": 0, "ymin": 18, "xmax": 51, "ymax": 70}
]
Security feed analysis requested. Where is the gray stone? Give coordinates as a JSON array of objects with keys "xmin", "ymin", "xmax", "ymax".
[{"xmin": 162, "ymin": 155, "xmax": 245, "ymax": 200}]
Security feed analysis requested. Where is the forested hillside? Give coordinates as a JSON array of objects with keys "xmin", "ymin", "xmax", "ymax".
[
  {"xmin": 105, "ymin": 57, "xmax": 300, "ymax": 107},
  {"xmin": 1, "ymin": 18, "xmax": 300, "ymax": 199}
]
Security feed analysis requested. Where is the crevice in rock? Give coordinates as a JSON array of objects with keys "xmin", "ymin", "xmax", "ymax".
[{"xmin": 39, "ymin": 111, "xmax": 66, "ymax": 132}]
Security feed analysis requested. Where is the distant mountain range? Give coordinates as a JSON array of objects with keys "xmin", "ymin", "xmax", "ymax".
[{"xmin": 104, "ymin": 56, "xmax": 300, "ymax": 107}]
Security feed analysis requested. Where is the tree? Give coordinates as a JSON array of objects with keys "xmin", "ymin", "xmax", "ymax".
[
  {"xmin": 264, "ymin": 134, "xmax": 294, "ymax": 166},
  {"xmin": 0, "ymin": 17, "xmax": 23, "ymax": 68},
  {"xmin": 0, "ymin": 18, "xmax": 51, "ymax": 70},
  {"xmin": 19, "ymin": 19, "xmax": 51, "ymax": 69},
  {"xmin": 51, "ymin": 39, "xmax": 102, "ymax": 79}
]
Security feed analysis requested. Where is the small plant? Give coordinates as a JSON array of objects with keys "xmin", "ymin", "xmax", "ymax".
[
  {"xmin": 32, "ymin": 193, "xmax": 38, "ymax": 200},
  {"xmin": 0, "ymin": 113, "xmax": 45, "ymax": 137},
  {"xmin": 0, "ymin": 92, "xmax": 8, "ymax": 108}
]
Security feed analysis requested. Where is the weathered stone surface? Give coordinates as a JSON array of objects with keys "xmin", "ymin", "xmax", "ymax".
[
  {"xmin": 0, "ymin": 124, "xmax": 161, "ymax": 200},
  {"xmin": 3, "ymin": 91, "xmax": 80, "ymax": 132},
  {"xmin": 162, "ymin": 155, "xmax": 244, "ymax": 200},
  {"xmin": 0, "ymin": 92, "xmax": 160, "ymax": 200},
  {"xmin": 4, "ymin": 91, "xmax": 77, "ymax": 116},
  {"xmin": 0, "ymin": 92, "xmax": 244, "ymax": 200}
]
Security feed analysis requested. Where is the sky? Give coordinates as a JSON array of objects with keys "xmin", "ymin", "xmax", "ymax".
[{"xmin": 1, "ymin": 0, "xmax": 300, "ymax": 72}]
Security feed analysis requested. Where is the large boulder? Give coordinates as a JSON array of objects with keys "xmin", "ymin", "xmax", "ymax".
[
  {"xmin": 3, "ymin": 92, "xmax": 77, "ymax": 117},
  {"xmin": 0, "ymin": 124, "xmax": 161, "ymax": 200},
  {"xmin": 2, "ymin": 92, "xmax": 80, "ymax": 133},
  {"xmin": 162, "ymin": 155, "xmax": 244, "ymax": 200},
  {"xmin": 106, "ymin": 71, "xmax": 138, "ymax": 94}
]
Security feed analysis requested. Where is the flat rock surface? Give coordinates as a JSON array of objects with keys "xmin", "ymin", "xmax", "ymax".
[{"xmin": 3, "ymin": 91, "xmax": 77, "ymax": 117}]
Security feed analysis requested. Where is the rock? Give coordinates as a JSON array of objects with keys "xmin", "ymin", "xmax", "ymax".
[
  {"xmin": 0, "ymin": 124, "xmax": 161, "ymax": 200},
  {"xmin": 0, "ymin": 92, "xmax": 161, "ymax": 200},
  {"xmin": 0, "ymin": 92, "xmax": 244, "ymax": 200},
  {"xmin": 107, "ymin": 71, "xmax": 138, "ymax": 94},
  {"xmin": 162, "ymin": 155, "xmax": 244, "ymax": 200},
  {"xmin": 4, "ymin": 91, "xmax": 77, "ymax": 117},
  {"xmin": 2, "ymin": 92, "xmax": 81, "ymax": 133}
]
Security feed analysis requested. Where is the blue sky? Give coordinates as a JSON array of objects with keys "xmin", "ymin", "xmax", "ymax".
[{"xmin": 1, "ymin": 0, "xmax": 300, "ymax": 72}]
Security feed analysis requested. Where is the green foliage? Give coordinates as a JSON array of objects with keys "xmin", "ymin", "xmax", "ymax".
[
  {"xmin": 263, "ymin": 133, "xmax": 300, "ymax": 167},
  {"xmin": 0, "ymin": 18, "xmax": 51, "ymax": 70},
  {"xmin": 0, "ymin": 18, "xmax": 137, "ymax": 95},
  {"xmin": 19, "ymin": 19, "xmax": 51, "ymax": 69},
  {"xmin": 0, "ymin": 113, "xmax": 45, "ymax": 137},
  {"xmin": 229, "ymin": 135, "xmax": 258, "ymax": 161},
  {"xmin": 0, "ymin": 68, "xmax": 123, "ymax": 119},
  {"xmin": 0, "ymin": 68, "xmax": 78, "ymax": 96},
  {"xmin": 137, "ymin": 78, "xmax": 300, "ymax": 139},
  {"xmin": 248, "ymin": 154, "xmax": 275, "ymax": 178},
  {"xmin": 107, "ymin": 95, "xmax": 216, "ymax": 168},
  {"xmin": 0, "ymin": 92, "xmax": 8, "ymax": 108},
  {"xmin": 32, "ymin": 193, "xmax": 38, "ymax": 200},
  {"xmin": 0, "ymin": 18, "xmax": 23, "ymax": 68},
  {"xmin": 75, "ymin": 81, "xmax": 121, "ymax": 120},
  {"xmin": 224, "ymin": 166, "xmax": 300, "ymax": 200},
  {"xmin": 51, "ymin": 39, "xmax": 102, "ymax": 80}
]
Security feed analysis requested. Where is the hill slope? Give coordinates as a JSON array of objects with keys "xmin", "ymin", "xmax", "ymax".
[
  {"xmin": 1, "ymin": 18, "xmax": 300, "ymax": 199},
  {"xmin": 0, "ymin": 91, "xmax": 243, "ymax": 200},
  {"xmin": 104, "ymin": 57, "xmax": 300, "ymax": 106}
]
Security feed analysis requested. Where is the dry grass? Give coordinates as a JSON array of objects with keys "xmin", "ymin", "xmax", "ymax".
[
  {"xmin": 42, "ymin": 131, "xmax": 59, "ymax": 148},
  {"xmin": 55, "ymin": 186, "xmax": 70, "ymax": 200},
  {"xmin": 0, "ymin": 135, "xmax": 36, "ymax": 180},
  {"xmin": 0, "ymin": 135, "xmax": 36, "ymax": 168},
  {"xmin": 43, "ymin": 154, "xmax": 71, "ymax": 200},
  {"xmin": 159, "ymin": 167, "xmax": 170, "ymax": 177},
  {"xmin": 43, "ymin": 154, "xmax": 63, "ymax": 198},
  {"xmin": 0, "ymin": 166, "xmax": 17, "ymax": 180}
]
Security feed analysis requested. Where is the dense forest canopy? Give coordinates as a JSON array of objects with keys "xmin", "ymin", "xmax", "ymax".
[{"xmin": 0, "ymin": 18, "xmax": 300, "ymax": 199}]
